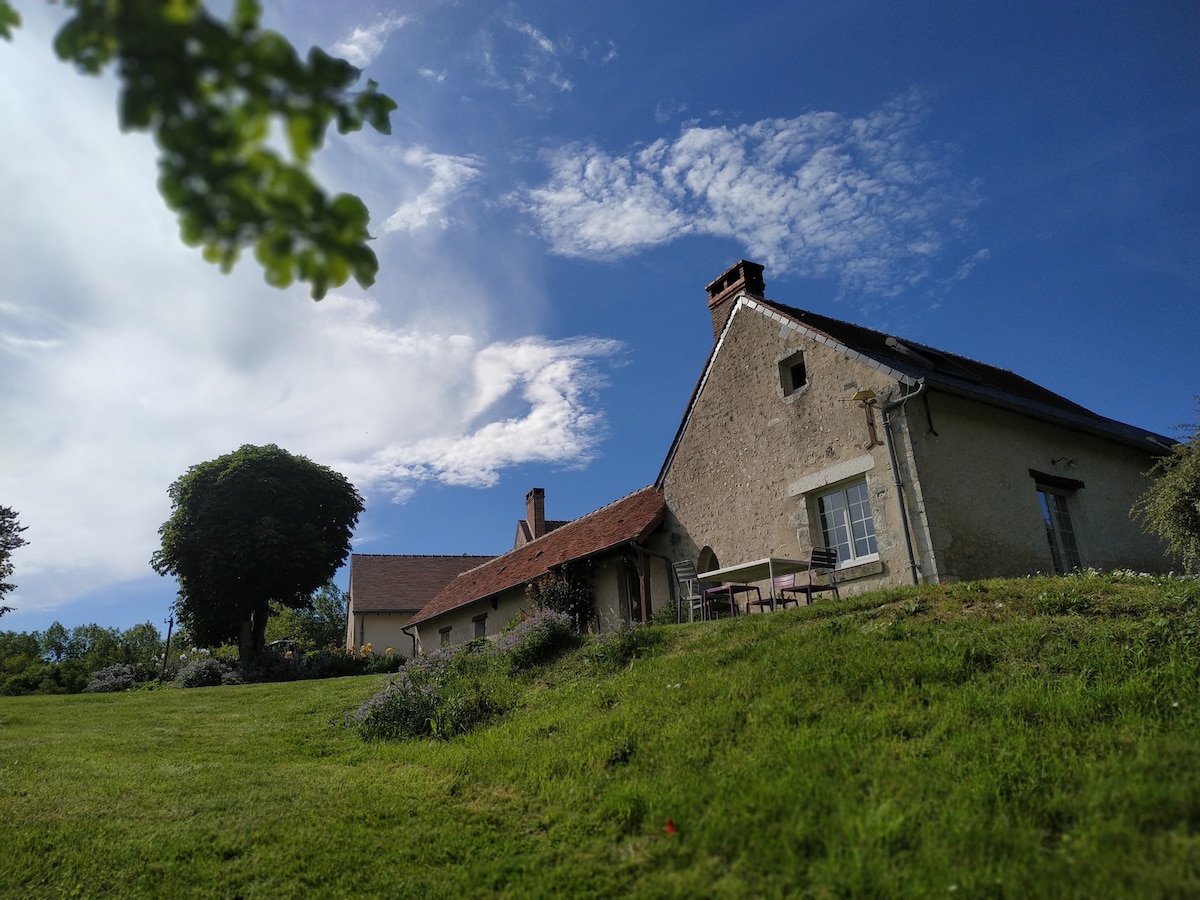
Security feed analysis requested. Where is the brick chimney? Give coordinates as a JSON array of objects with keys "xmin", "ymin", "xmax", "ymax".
[
  {"xmin": 525, "ymin": 487, "xmax": 546, "ymax": 540},
  {"xmin": 706, "ymin": 259, "xmax": 765, "ymax": 339}
]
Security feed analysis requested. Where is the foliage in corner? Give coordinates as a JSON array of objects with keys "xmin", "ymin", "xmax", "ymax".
[
  {"xmin": 8, "ymin": 0, "xmax": 396, "ymax": 299},
  {"xmin": 1133, "ymin": 408, "xmax": 1200, "ymax": 573}
]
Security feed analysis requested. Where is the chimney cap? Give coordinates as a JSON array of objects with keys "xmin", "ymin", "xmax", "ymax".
[{"xmin": 706, "ymin": 259, "xmax": 765, "ymax": 306}]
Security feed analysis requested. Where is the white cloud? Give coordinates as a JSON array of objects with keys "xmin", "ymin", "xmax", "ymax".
[
  {"xmin": 341, "ymin": 332, "xmax": 619, "ymax": 493},
  {"xmin": 332, "ymin": 15, "xmax": 409, "ymax": 69},
  {"xmin": 520, "ymin": 91, "xmax": 969, "ymax": 296},
  {"xmin": 381, "ymin": 147, "xmax": 485, "ymax": 234},
  {"xmin": 0, "ymin": 9, "xmax": 618, "ymax": 617},
  {"xmin": 474, "ymin": 16, "xmax": 575, "ymax": 102}
]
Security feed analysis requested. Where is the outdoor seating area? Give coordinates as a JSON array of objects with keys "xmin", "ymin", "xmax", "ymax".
[{"xmin": 674, "ymin": 549, "xmax": 839, "ymax": 620}]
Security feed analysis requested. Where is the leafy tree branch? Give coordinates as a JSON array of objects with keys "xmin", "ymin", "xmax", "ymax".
[{"xmin": 1, "ymin": 0, "xmax": 396, "ymax": 299}]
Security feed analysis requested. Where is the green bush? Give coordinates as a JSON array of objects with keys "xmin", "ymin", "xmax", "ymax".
[
  {"xmin": 526, "ymin": 565, "xmax": 594, "ymax": 631},
  {"xmin": 584, "ymin": 622, "xmax": 660, "ymax": 672}
]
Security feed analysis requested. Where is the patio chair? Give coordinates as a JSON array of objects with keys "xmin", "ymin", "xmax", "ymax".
[
  {"xmin": 671, "ymin": 560, "xmax": 759, "ymax": 621},
  {"xmin": 772, "ymin": 548, "xmax": 840, "ymax": 606},
  {"xmin": 671, "ymin": 559, "xmax": 708, "ymax": 623},
  {"xmin": 701, "ymin": 580, "xmax": 759, "ymax": 619}
]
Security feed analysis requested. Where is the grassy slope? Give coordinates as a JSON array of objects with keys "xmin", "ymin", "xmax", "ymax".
[{"xmin": 2, "ymin": 574, "xmax": 1199, "ymax": 898}]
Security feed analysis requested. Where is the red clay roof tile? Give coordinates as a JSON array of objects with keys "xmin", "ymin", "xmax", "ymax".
[
  {"xmin": 410, "ymin": 486, "xmax": 665, "ymax": 626},
  {"xmin": 349, "ymin": 554, "xmax": 495, "ymax": 614}
]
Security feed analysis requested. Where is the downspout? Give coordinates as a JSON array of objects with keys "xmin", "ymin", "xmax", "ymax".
[
  {"xmin": 881, "ymin": 379, "xmax": 926, "ymax": 585},
  {"xmin": 400, "ymin": 623, "xmax": 418, "ymax": 659}
]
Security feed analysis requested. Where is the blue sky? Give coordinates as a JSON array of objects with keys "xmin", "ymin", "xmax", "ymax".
[{"xmin": 1, "ymin": 0, "xmax": 1197, "ymax": 635}]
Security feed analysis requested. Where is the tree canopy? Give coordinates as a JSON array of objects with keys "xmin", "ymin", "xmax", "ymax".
[
  {"xmin": 0, "ymin": 505, "xmax": 30, "ymax": 614},
  {"xmin": 1, "ymin": 0, "xmax": 396, "ymax": 299},
  {"xmin": 151, "ymin": 444, "xmax": 363, "ymax": 663},
  {"xmin": 1134, "ymin": 409, "xmax": 1200, "ymax": 574}
]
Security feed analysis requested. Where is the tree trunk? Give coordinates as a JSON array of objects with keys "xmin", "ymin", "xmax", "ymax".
[
  {"xmin": 251, "ymin": 602, "xmax": 270, "ymax": 657},
  {"xmin": 238, "ymin": 618, "xmax": 255, "ymax": 667}
]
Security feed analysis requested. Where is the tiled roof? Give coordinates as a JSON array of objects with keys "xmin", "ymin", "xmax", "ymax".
[
  {"xmin": 758, "ymin": 299, "xmax": 1175, "ymax": 451},
  {"xmin": 410, "ymin": 486, "xmax": 666, "ymax": 626},
  {"xmin": 514, "ymin": 518, "xmax": 570, "ymax": 548},
  {"xmin": 349, "ymin": 554, "xmax": 496, "ymax": 614}
]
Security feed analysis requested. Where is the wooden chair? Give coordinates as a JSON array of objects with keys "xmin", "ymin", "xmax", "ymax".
[{"xmin": 772, "ymin": 548, "xmax": 840, "ymax": 607}]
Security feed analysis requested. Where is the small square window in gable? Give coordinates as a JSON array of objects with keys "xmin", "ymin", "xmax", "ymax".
[{"xmin": 779, "ymin": 351, "xmax": 808, "ymax": 397}]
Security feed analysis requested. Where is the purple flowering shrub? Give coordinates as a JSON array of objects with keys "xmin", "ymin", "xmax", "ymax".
[
  {"xmin": 351, "ymin": 608, "xmax": 579, "ymax": 741},
  {"xmin": 351, "ymin": 647, "xmax": 498, "ymax": 740},
  {"xmin": 84, "ymin": 664, "xmax": 137, "ymax": 693},
  {"xmin": 494, "ymin": 607, "xmax": 575, "ymax": 673},
  {"xmin": 175, "ymin": 656, "xmax": 232, "ymax": 688}
]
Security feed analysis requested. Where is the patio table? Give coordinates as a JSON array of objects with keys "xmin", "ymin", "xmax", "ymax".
[{"xmin": 699, "ymin": 557, "xmax": 809, "ymax": 613}]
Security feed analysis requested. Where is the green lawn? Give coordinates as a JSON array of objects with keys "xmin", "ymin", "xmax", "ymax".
[{"xmin": 2, "ymin": 573, "xmax": 1199, "ymax": 897}]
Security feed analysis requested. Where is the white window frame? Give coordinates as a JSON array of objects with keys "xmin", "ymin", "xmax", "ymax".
[{"xmin": 815, "ymin": 478, "xmax": 879, "ymax": 567}]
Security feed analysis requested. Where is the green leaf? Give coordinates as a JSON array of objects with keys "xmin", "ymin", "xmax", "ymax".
[
  {"xmin": 0, "ymin": 0, "xmax": 21, "ymax": 41},
  {"xmin": 51, "ymin": 0, "xmax": 396, "ymax": 299}
]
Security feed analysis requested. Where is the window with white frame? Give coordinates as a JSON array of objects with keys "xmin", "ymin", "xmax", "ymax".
[{"xmin": 816, "ymin": 478, "xmax": 878, "ymax": 565}]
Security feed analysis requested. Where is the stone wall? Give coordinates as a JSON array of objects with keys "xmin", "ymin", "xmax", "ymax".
[
  {"xmin": 660, "ymin": 297, "xmax": 912, "ymax": 597},
  {"xmin": 660, "ymin": 294, "xmax": 1171, "ymax": 593}
]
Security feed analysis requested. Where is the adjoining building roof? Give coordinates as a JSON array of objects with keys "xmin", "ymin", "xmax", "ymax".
[
  {"xmin": 348, "ymin": 554, "xmax": 496, "ymax": 614},
  {"xmin": 409, "ymin": 486, "xmax": 666, "ymax": 626}
]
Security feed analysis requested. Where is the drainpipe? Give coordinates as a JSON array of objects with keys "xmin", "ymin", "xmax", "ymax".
[
  {"xmin": 400, "ymin": 623, "xmax": 418, "ymax": 658},
  {"xmin": 881, "ymin": 379, "xmax": 926, "ymax": 585}
]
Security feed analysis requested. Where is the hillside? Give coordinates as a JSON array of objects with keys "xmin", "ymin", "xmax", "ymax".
[{"xmin": 2, "ymin": 572, "xmax": 1198, "ymax": 897}]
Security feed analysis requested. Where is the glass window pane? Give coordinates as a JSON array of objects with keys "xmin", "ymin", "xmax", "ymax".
[
  {"xmin": 1037, "ymin": 488, "xmax": 1082, "ymax": 574},
  {"xmin": 818, "ymin": 492, "xmax": 851, "ymax": 561},
  {"xmin": 818, "ymin": 481, "xmax": 876, "ymax": 563}
]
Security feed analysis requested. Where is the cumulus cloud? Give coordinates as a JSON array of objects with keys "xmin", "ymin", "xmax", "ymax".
[
  {"xmin": 332, "ymin": 14, "xmax": 409, "ymax": 68},
  {"xmin": 381, "ymin": 147, "xmax": 485, "ymax": 234},
  {"xmin": 520, "ymin": 91, "xmax": 969, "ymax": 296},
  {"xmin": 0, "ymin": 9, "xmax": 618, "ymax": 617}
]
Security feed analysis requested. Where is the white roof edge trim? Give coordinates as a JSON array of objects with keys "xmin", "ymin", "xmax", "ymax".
[{"xmin": 741, "ymin": 298, "xmax": 917, "ymax": 386}]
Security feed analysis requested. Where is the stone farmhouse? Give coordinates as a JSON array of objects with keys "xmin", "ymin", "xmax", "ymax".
[{"xmin": 347, "ymin": 260, "xmax": 1174, "ymax": 656}]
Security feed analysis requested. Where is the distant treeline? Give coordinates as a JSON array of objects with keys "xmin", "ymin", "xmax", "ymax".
[{"xmin": 0, "ymin": 622, "xmax": 167, "ymax": 695}]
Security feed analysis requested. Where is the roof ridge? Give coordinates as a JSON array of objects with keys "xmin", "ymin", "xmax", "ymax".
[
  {"xmin": 521, "ymin": 485, "xmax": 658, "ymax": 545},
  {"xmin": 352, "ymin": 552, "xmax": 495, "ymax": 559}
]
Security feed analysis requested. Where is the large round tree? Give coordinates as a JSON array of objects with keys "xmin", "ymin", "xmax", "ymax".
[{"xmin": 151, "ymin": 444, "xmax": 364, "ymax": 664}]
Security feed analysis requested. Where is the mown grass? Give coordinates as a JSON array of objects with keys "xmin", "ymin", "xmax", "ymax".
[{"xmin": 2, "ymin": 573, "xmax": 1199, "ymax": 897}]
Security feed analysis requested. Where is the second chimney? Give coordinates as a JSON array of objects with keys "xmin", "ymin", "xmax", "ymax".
[
  {"xmin": 706, "ymin": 259, "xmax": 765, "ymax": 339},
  {"xmin": 526, "ymin": 487, "xmax": 546, "ymax": 540}
]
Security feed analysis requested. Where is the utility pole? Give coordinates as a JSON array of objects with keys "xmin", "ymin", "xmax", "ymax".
[{"xmin": 161, "ymin": 614, "xmax": 174, "ymax": 676}]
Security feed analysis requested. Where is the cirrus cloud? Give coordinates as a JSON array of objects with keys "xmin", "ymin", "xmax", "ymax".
[{"xmin": 520, "ymin": 91, "xmax": 972, "ymax": 296}]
